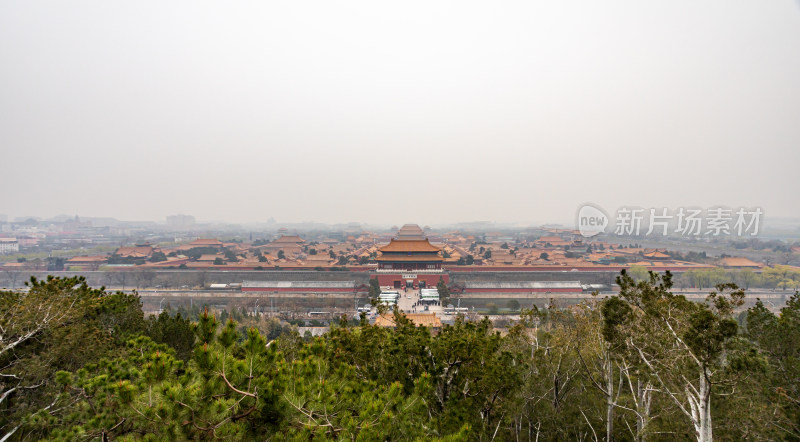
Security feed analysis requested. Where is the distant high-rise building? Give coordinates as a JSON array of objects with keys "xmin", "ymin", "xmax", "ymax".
[
  {"xmin": 0, "ymin": 238, "xmax": 19, "ymax": 254},
  {"xmin": 166, "ymin": 214, "xmax": 196, "ymax": 228}
]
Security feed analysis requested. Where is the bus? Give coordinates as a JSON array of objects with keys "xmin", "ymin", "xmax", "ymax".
[{"xmin": 377, "ymin": 291, "xmax": 400, "ymax": 305}]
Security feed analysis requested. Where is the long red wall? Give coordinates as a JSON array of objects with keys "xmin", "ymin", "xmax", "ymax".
[
  {"xmin": 374, "ymin": 274, "xmax": 449, "ymax": 286},
  {"xmin": 443, "ymin": 265, "xmax": 713, "ymax": 272},
  {"xmin": 242, "ymin": 287, "xmax": 360, "ymax": 293},
  {"xmin": 464, "ymin": 287, "xmax": 582, "ymax": 293}
]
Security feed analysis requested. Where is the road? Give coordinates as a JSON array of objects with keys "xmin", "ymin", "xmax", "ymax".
[
  {"xmin": 394, "ymin": 287, "xmax": 417, "ymax": 312},
  {"xmin": 390, "ymin": 287, "xmax": 445, "ymax": 315}
]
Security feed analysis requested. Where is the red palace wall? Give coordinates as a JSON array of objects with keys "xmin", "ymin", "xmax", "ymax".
[
  {"xmin": 374, "ymin": 273, "xmax": 449, "ymax": 288},
  {"xmin": 241, "ymin": 287, "xmax": 358, "ymax": 293},
  {"xmin": 443, "ymin": 265, "xmax": 714, "ymax": 273},
  {"xmin": 464, "ymin": 287, "xmax": 582, "ymax": 293}
]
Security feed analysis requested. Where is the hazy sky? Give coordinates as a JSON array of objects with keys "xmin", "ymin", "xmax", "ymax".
[{"xmin": 2, "ymin": 1, "xmax": 799, "ymax": 226}]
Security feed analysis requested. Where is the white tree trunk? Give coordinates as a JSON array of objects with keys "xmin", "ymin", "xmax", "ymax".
[
  {"xmin": 606, "ymin": 358, "xmax": 614, "ymax": 441},
  {"xmin": 634, "ymin": 378, "xmax": 652, "ymax": 442},
  {"xmin": 688, "ymin": 372, "xmax": 712, "ymax": 442},
  {"xmin": 697, "ymin": 374, "xmax": 712, "ymax": 442}
]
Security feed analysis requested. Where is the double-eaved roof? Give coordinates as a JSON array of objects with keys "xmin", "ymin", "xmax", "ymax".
[
  {"xmin": 271, "ymin": 235, "xmax": 305, "ymax": 244},
  {"xmin": 376, "ymin": 254, "xmax": 442, "ymax": 262},
  {"xmin": 396, "ymin": 224, "xmax": 425, "ymax": 240},
  {"xmin": 378, "ymin": 239, "xmax": 441, "ymax": 253},
  {"xmin": 115, "ymin": 246, "xmax": 153, "ymax": 258}
]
